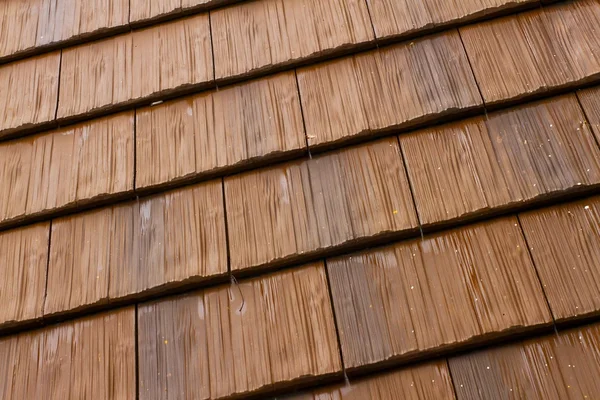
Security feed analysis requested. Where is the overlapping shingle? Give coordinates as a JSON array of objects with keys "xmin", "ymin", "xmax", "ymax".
[
  {"xmin": 0, "ymin": 307, "xmax": 136, "ymax": 400},
  {"xmin": 578, "ymin": 86, "xmax": 600, "ymax": 142},
  {"xmin": 0, "ymin": 223, "xmax": 49, "ymax": 329},
  {"xmin": 136, "ymin": 72, "xmax": 305, "ymax": 189},
  {"xmin": 400, "ymin": 94, "xmax": 600, "ymax": 226},
  {"xmin": 327, "ymin": 217, "xmax": 552, "ymax": 371},
  {"xmin": 225, "ymin": 138, "xmax": 418, "ymax": 272},
  {"xmin": 0, "ymin": 112, "xmax": 134, "ymax": 227},
  {"xmin": 57, "ymin": 14, "xmax": 212, "ymax": 120},
  {"xmin": 45, "ymin": 181, "xmax": 226, "ymax": 316},
  {"xmin": 137, "ymin": 263, "xmax": 341, "ymax": 399},
  {"xmin": 460, "ymin": 0, "xmax": 600, "ymax": 105},
  {"xmin": 130, "ymin": 0, "xmax": 228, "ymax": 24},
  {"xmin": 297, "ymin": 31, "xmax": 482, "ymax": 148},
  {"xmin": 450, "ymin": 323, "xmax": 600, "ymax": 399},
  {"xmin": 211, "ymin": 0, "xmax": 374, "ymax": 80}
]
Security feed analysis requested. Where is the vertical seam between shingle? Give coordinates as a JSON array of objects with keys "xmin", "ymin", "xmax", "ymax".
[
  {"xmin": 575, "ymin": 92, "xmax": 600, "ymax": 155},
  {"xmin": 54, "ymin": 49, "xmax": 63, "ymax": 120},
  {"xmin": 396, "ymin": 135, "xmax": 424, "ymax": 239},
  {"xmin": 445, "ymin": 358, "xmax": 460, "ymax": 400},
  {"xmin": 208, "ymin": 10, "xmax": 217, "ymax": 83},
  {"xmin": 221, "ymin": 177, "xmax": 232, "ymax": 277},
  {"xmin": 362, "ymin": 0, "xmax": 378, "ymax": 42},
  {"xmin": 135, "ymin": 304, "xmax": 140, "ymax": 400},
  {"xmin": 293, "ymin": 69, "xmax": 311, "ymax": 159},
  {"xmin": 323, "ymin": 259, "xmax": 348, "ymax": 381},
  {"xmin": 133, "ymin": 108, "xmax": 138, "ymax": 191},
  {"xmin": 41, "ymin": 219, "xmax": 52, "ymax": 317},
  {"xmin": 456, "ymin": 28, "xmax": 487, "ymax": 113}
]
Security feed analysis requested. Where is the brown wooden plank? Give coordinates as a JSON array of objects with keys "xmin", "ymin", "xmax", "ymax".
[
  {"xmin": 0, "ymin": 307, "xmax": 136, "ymax": 399},
  {"xmin": 400, "ymin": 94, "xmax": 600, "ymax": 226},
  {"xmin": 137, "ymin": 263, "xmax": 341, "ymax": 399},
  {"xmin": 0, "ymin": 111, "xmax": 134, "ymax": 226},
  {"xmin": 0, "ymin": 223, "xmax": 49, "ymax": 329},
  {"xmin": 578, "ymin": 86, "xmax": 600, "ymax": 143},
  {"xmin": 45, "ymin": 181, "xmax": 226, "ymax": 316},
  {"xmin": 460, "ymin": 0, "xmax": 600, "ymax": 105},
  {"xmin": 224, "ymin": 137, "xmax": 418, "ymax": 272},
  {"xmin": 366, "ymin": 0, "xmax": 534, "ymax": 40},
  {"xmin": 327, "ymin": 216, "xmax": 552, "ymax": 371},
  {"xmin": 0, "ymin": 0, "xmax": 129, "ymax": 60},
  {"xmin": 57, "ymin": 14, "xmax": 212, "ymax": 120},
  {"xmin": 0, "ymin": 52, "xmax": 60, "ymax": 138},
  {"xmin": 211, "ymin": 0, "xmax": 374, "ymax": 80},
  {"xmin": 136, "ymin": 71, "xmax": 305, "ymax": 190},
  {"xmin": 283, "ymin": 360, "xmax": 455, "ymax": 399},
  {"xmin": 520, "ymin": 197, "xmax": 600, "ymax": 322},
  {"xmin": 297, "ymin": 31, "xmax": 482, "ymax": 149},
  {"xmin": 130, "ymin": 0, "xmax": 230, "ymax": 24},
  {"xmin": 449, "ymin": 323, "xmax": 600, "ymax": 399}
]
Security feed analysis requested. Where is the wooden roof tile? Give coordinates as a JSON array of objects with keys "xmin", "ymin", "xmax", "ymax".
[
  {"xmin": 224, "ymin": 138, "xmax": 418, "ymax": 272},
  {"xmin": 366, "ymin": 0, "xmax": 534, "ymax": 40},
  {"xmin": 0, "ymin": 307, "xmax": 136, "ymax": 399},
  {"xmin": 520, "ymin": 197, "xmax": 600, "ymax": 321},
  {"xmin": 449, "ymin": 323, "xmax": 600, "ymax": 399},
  {"xmin": 460, "ymin": 0, "xmax": 600, "ymax": 105},
  {"xmin": 578, "ymin": 86, "xmax": 600, "ymax": 142},
  {"xmin": 130, "ymin": 0, "xmax": 221, "ymax": 24},
  {"xmin": 57, "ymin": 14, "xmax": 212, "ymax": 119},
  {"xmin": 297, "ymin": 31, "xmax": 482, "ymax": 148},
  {"xmin": 0, "ymin": 112, "xmax": 134, "ymax": 226},
  {"xmin": 137, "ymin": 263, "xmax": 341, "ymax": 399},
  {"xmin": 284, "ymin": 360, "xmax": 455, "ymax": 400},
  {"xmin": 327, "ymin": 217, "xmax": 552, "ymax": 371},
  {"xmin": 45, "ymin": 181, "xmax": 226, "ymax": 315},
  {"xmin": 400, "ymin": 94, "xmax": 600, "ymax": 226},
  {"xmin": 0, "ymin": 52, "xmax": 60, "ymax": 138},
  {"xmin": 0, "ymin": 0, "xmax": 129, "ymax": 60},
  {"xmin": 136, "ymin": 72, "xmax": 305, "ymax": 189},
  {"xmin": 211, "ymin": 0, "xmax": 374, "ymax": 80},
  {"xmin": 0, "ymin": 223, "xmax": 49, "ymax": 329}
]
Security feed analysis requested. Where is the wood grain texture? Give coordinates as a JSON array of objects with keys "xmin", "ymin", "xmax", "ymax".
[
  {"xmin": 0, "ymin": 307, "xmax": 136, "ymax": 400},
  {"xmin": 520, "ymin": 197, "xmax": 600, "ymax": 321},
  {"xmin": 297, "ymin": 31, "xmax": 482, "ymax": 148},
  {"xmin": 211, "ymin": 0, "xmax": 374, "ymax": 79},
  {"xmin": 327, "ymin": 217, "xmax": 552, "ymax": 370},
  {"xmin": 366, "ymin": 0, "xmax": 533, "ymax": 39},
  {"xmin": 130, "ymin": 0, "xmax": 219, "ymax": 23},
  {"xmin": 578, "ymin": 86, "xmax": 600, "ymax": 143},
  {"xmin": 450, "ymin": 323, "xmax": 600, "ymax": 399},
  {"xmin": 0, "ymin": 223, "xmax": 49, "ymax": 329},
  {"xmin": 284, "ymin": 360, "xmax": 455, "ymax": 400},
  {"xmin": 460, "ymin": 0, "xmax": 600, "ymax": 105},
  {"xmin": 0, "ymin": 112, "xmax": 134, "ymax": 226},
  {"xmin": 400, "ymin": 95, "xmax": 600, "ymax": 226},
  {"xmin": 45, "ymin": 181, "xmax": 226, "ymax": 316},
  {"xmin": 0, "ymin": 52, "xmax": 60, "ymax": 137},
  {"xmin": 225, "ymin": 138, "xmax": 418, "ymax": 272},
  {"xmin": 57, "ymin": 14, "xmax": 212, "ymax": 119},
  {"xmin": 0, "ymin": 0, "xmax": 129, "ymax": 59},
  {"xmin": 137, "ymin": 263, "xmax": 341, "ymax": 399},
  {"xmin": 136, "ymin": 72, "xmax": 305, "ymax": 189}
]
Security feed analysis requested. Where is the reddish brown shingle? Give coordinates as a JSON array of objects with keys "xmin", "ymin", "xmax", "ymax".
[
  {"xmin": 400, "ymin": 94, "xmax": 600, "ymax": 226},
  {"xmin": 225, "ymin": 138, "xmax": 418, "ymax": 272},
  {"xmin": 135, "ymin": 72, "xmax": 305, "ymax": 189},
  {"xmin": 578, "ymin": 86, "xmax": 600, "ymax": 142},
  {"xmin": 211, "ymin": 0, "xmax": 374, "ymax": 80},
  {"xmin": 328, "ymin": 217, "xmax": 552, "ymax": 370},
  {"xmin": 297, "ymin": 31, "xmax": 482, "ymax": 148},
  {"xmin": 137, "ymin": 263, "xmax": 341, "ymax": 399}
]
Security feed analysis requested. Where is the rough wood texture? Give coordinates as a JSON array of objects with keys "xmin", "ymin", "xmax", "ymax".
[
  {"xmin": 0, "ymin": 112, "xmax": 134, "ymax": 226},
  {"xmin": 0, "ymin": 307, "xmax": 136, "ymax": 400},
  {"xmin": 450, "ymin": 324, "xmax": 600, "ymax": 399},
  {"xmin": 225, "ymin": 138, "xmax": 418, "ymax": 272},
  {"xmin": 58, "ymin": 14, "xmax": 212, "ymax": 119},
  {"xmin": 137, "ymin": 263, "xmax": 341, "ymax": 399},
  {"xmin": 0, "ymin": 0, "xmax": 129, "ymax": 60},
  {"xmin": 0, "ymin": 223, "xmax": 49, "ymax": 329},
  {"xmin": 328, "ymin": 217, "xmax": 552, "ymax": 370},
  {"xmin": 578, "ymin": 86, "xmax": 600, "ymax": 143},
  {"xmin": 400, "ymin": 95, "xmax": 600, "ymax": 226},
  {"xmin": 211, "ymin": 0, "xmax": 374, "ymax": 80},
  {"xmin": 0, "ymin": 52, "xmax": 60, "ymax": 138},
  {"xmin": 460, "ymin": 0, "xmax": 600, "ymax": 105},
  {"xmin": 284, "ymin": 360, "xmax": 455, "ymax": 399},
  {"xmin": 297, "ymin": 31, "xmax": 482, "ymax": 148},
  {"xmin": 136, "ymin": 72, "xmax": 305, "ymax": 189},
  {"xmin": 45, "ymin": 181, "xmax": 226, "ymax": 316},
  {"xmin": 130, "ymin": 0, "xmax": 222, "ymax": 24},
  {"xmin": 367, "ymin": 0, "xmax": 533, "ymax": 39},
  {"xmin": 520, "ymin": 197, "xmax": 600, "ymax": 321}
]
